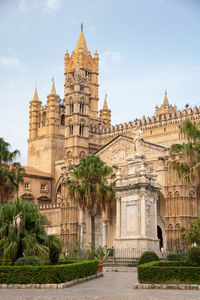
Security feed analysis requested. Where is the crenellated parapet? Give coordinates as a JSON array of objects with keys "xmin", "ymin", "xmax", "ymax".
[
  {"xmin": 99, "ymin": 101, "xmax": 200, "ymax": 146},
  {"xmin": 38, "ymin": 202, "xmax": 61, "ymax": 210}
]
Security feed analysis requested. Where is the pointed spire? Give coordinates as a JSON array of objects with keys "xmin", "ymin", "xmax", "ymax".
[
  {"xmin": 163, "ymin": 90, "xmax": 169, "ymax": 106},
  {"xmin": 103, "ymin": 94, "xmax": 108, "ymax": 110},
  {"xmin": 51, "ymin": 80, "xmax": 56, "ymax": 95},
  {"xmin": 75, "ymin": 24, "xmax": 88, "ymax": 55},
  {"xmin": 33, "ymin": 88, "xmax": 39, "ymax": 101}
]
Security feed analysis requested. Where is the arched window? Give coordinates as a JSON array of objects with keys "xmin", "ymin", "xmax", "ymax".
[
  {"xmin": 175, "ymin": 223, "xmax": 180, "ymax": 250},
  {"xmin": 174, "ymin": 192, "xmax": 179, "ymax": 216},
  {"xmin": 38, "ymin": 113, "xmax": 41, "ymax": 128},
  {"xmin": 69, "ymin": 121, "xmax": 73, "ymax": 135},
  {"xmin": 189, "ymin": 191, "xmax": 195, "ymax": 216},
  {"xmin": 61, "ymin": 114, "xmax": 65, "ymax": 126},
  {"xmin": 79, "ymin": 151, "xmax": 85, "ymax": 158},
  {"xmin": 69, "ymin": 100, "xmax": 74, "ymax": 113},
  {"xmin": 79, "ymin": 121, "xmax": 84, "ymax": 136},
  {"xmin": 167, "ymin": 192, "xmax": 172, "ymax": 216},
  {"xmin": 168, "ymin": 224, "xmax": 173, "ymax": 251},
  {"xmin": 67, "ymin": 151, "xmax": 72, "ymax": 158},
  {"xmin": 79, "ymin": 124, "xmax": 84, "ymax": 136},
  {"xmin": 80, "ymin": 102, "xmax": 84, "ymax": 114},
  {"xmin": 42, "ymin": 112, "xmax": 46, "ymax": 127},
  {"xmin": 85, "ymin": 70, "xmax": 91, "ymax": 80}
]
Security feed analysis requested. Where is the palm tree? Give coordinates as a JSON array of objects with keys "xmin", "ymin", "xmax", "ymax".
[
  {"xmin": 170, "ymin": 120, "xmax": 200, "ymax": 182},
  {"xmin": 9, "ymin": 163, "xmax": 25, "ymax": 198},
  {"xmin": 66, "ymin": 154, "xmax": 116, "ymax": 247},
  {"xmin": 0, "ymin": 138, "xmax": 22, "ymax": 202},
  {"xmin": 0, "ymin": 198, "xmax": 61, "ymax": 264},
  {"xmin": 0, "ymin": 138, "xmax": 20, "ymax": 165}
]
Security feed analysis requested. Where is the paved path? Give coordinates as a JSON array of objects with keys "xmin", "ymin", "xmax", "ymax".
[{"xmin": 1, "ymin": 269, "xmax": 200, "ymax": 299}]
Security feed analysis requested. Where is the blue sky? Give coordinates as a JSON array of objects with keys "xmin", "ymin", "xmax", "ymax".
[{"xmin": 0, "ymin": 0, "xmax": 200, "ymax": 164}]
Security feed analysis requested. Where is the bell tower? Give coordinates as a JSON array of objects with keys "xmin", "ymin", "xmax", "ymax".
[
  {"xmin": 64, "ymin": 24, "xmax": 99, "ymax": 120},
  {"xmin": 64, "ymin": 64, "xmax": 90, "ymax": 166}
]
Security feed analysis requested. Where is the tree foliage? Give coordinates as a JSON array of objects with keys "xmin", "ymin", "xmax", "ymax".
[
  {"xmin": 0, "ymin": 198, "xmax": 61, "ymax": 263},
  {"xmin": 66, "ymin": 154, "xmax": 116, "ymax": 246},
  {"xmin": 0, "ymin": 138, "xmax": 25, "ymax": 202},
  {"xmin": 180, "ymin": 217, "xmax": 200, "ymax": 246},
  {"xmin": 170, "ymin": 120, "xmax": 200, "ymax": 182}
]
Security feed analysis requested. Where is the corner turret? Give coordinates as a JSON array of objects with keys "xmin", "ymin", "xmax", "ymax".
[
  {"xmin": 29, "ymin": 88, "xmax": 42, "ymax": 139},
  {"xmin": 100, "ymin": 94, "xmax": 111, "ymax": 126},
  {"xmin": 46, "ymin": 80, "xmax": 60, "ymax": 134},
  {"xmin": 155, "ymin": 91, "xmax": 177, "ymax": 116}
]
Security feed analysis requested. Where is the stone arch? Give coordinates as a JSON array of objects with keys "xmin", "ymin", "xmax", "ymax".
[
  {"xmin": 157, "ymin": 191, "xmax": 166, "ymax": 248},
  {"xmin": 79, "ymin": 151, "xmax": 85, "ymax": 158},
  {"xmin": 79, "ymin": 119, "xmax": 85, "ymax": 136},
  {"xmin": 68, "ymin": 119, "xmax": 73, "ymax": 135},
  {"xmin": 67, "ymin": 151, "xmax": 72, "ymax": 157},
  {"xmin": 175, "ymin": 223, "xmax": 181, "ymax": 249},
  {"xmin": 80, "ymin": 97, "xmax": 85, "ymax": 114},
  {"xmin": 189, "ymin": 190, "xmax": 195, "ymax": 216},
  {"xmin": 61, "ymin": 114, "xmax": 65, "ymax": 126},
  {"xmin": 167, "ymin": 192, "xmax": 173, "ymax": 216},
  {"xmin": 167, "ymin": 224, "xmax": 173, "ymax": 251},
  {"xmin": 174, "ymin": 191, "xmax": 179, "ymax": 216},
  {"xmin": 42, "ymin": 111, "xmax": 46, "ymax": 127},
  {"xmin": 157, "ymin": 225, "xmax": 163, "ymax": 249},
  {"xmin": 21, "ymin": 193, "xmax": 34, "ymax": 202},
  {"xmin": 69, "ymin": 97, "xmax": 74, "ymax": 113}
]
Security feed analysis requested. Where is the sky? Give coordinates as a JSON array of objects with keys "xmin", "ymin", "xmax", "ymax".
[{"xmin": 0, "ymin": 0, "xmax": 200, "ymax": 165}]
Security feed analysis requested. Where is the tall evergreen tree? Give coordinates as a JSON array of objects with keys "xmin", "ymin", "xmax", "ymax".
[{"xmin": 66, "ymin": 154, "xmax": 116, "ymax": 247}]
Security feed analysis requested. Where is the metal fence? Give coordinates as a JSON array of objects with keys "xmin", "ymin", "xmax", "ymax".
[{"xmin": 105, "ymin": 248, "xmax": 143, "ymax": 266}]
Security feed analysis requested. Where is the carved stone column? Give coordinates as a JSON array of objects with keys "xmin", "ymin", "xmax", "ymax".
[
  {"xmin": 102, "ymin": 208, "xmax": 109, "ymax": 247},
  {"xmin": 102, "ymin": 220, "xmax": 108, "ymax": 247},
  {"xmin": 116, "ymin": 197, "xmax": 121, "ymax": 238},
  {"xmin": 79, "ymin": 209, "xmax": 84, "ymax": 246},
  {"xmin": 140, "ymin": 191, "xmax": 146, "ymax": 237}
]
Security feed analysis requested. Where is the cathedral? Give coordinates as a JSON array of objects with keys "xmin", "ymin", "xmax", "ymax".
[{"xmin": 17, "ymin": 25, "xmax": 200, "ymax": 254}]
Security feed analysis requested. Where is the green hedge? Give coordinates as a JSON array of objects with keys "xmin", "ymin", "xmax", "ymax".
[
  {"xmin": 14, "ymin": 256, "xmax": 40, "ymax": 266},
  {"xmin": 138, "ymin": 261, "xmax": 200, "ymax": 284},
  {"xmin": 137, "ymin": 251, "xmax": 159, "ymax": 266},
  {"xmin": 0, "ymin": 260, "xmax": 99, "ymax": 284}
]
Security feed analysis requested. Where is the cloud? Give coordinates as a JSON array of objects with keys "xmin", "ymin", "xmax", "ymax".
[
  {"xmin": 43, "ymin": 0, "xmax": 62, "ymax": 13},
  {"xmin": 0, "ymin": 56, "xmax": 22, "ymax": 70},
  {"xmin": 100, "ymin": 50, "xmax": 123, "ymax": 72},
  {"xmin": 18, "ymin": 0, "xmax": 28, "ymax": 13},
  {"xmin": 17, "ymin": 0, "xmax": 62, "ymax": 14},
  {"xmin": 88, "ymin": 25, "xmax": 96, "ymax": 34}
]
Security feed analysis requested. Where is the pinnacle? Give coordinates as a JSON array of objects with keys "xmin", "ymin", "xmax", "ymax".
[
  {"xmin": 163, "ymin": 90, "xmax": 169, "ymax": 106},
  {"xmin": 33, "ymin": 88, "xmax": 39, "ymax": 101},
  {"xmin": 51, "ymin": 81, "xmax": 56, "ymax": 95},
  {"xmin": 103, "ymin": 95, "xmax": 108, "ymax": 110},
  {"xmin": 75, "ymin": 25, "xmax": 88, "ymax": 55}
]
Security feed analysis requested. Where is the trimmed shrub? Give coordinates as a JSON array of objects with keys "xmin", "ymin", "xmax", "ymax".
[
  {"xmin": 49, "ymin": 245, "xmax": 60, "ymax": 265},
  {"xmin": 137, "ymin": 261, "xmax": 200, "ymax": 284},
  {"xmin": 14, "ymin": 256, "xmax": 40, "ymax": 266},
  {"xmin": 0, "ymin": 260, "xmax": 99, "ymax": 284},
  {"xmin": 188, "ymin": 246, "xmax": 200, "ymax": 266},
  {"xmin": 0, "ymin": 258, "xmax": 12, "ymax": 266},
  {"xmin": 167, "ymin": 253, "xmax": 185, "ymax": 262},
  {"xmin": 137, "ymin": 251, "xmax": 159, "ymax": 266}
]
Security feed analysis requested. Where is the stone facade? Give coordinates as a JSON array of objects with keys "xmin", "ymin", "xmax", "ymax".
[{"xmin": 17, "ymin": 25, "xmax": 200, "ymax": 252}]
